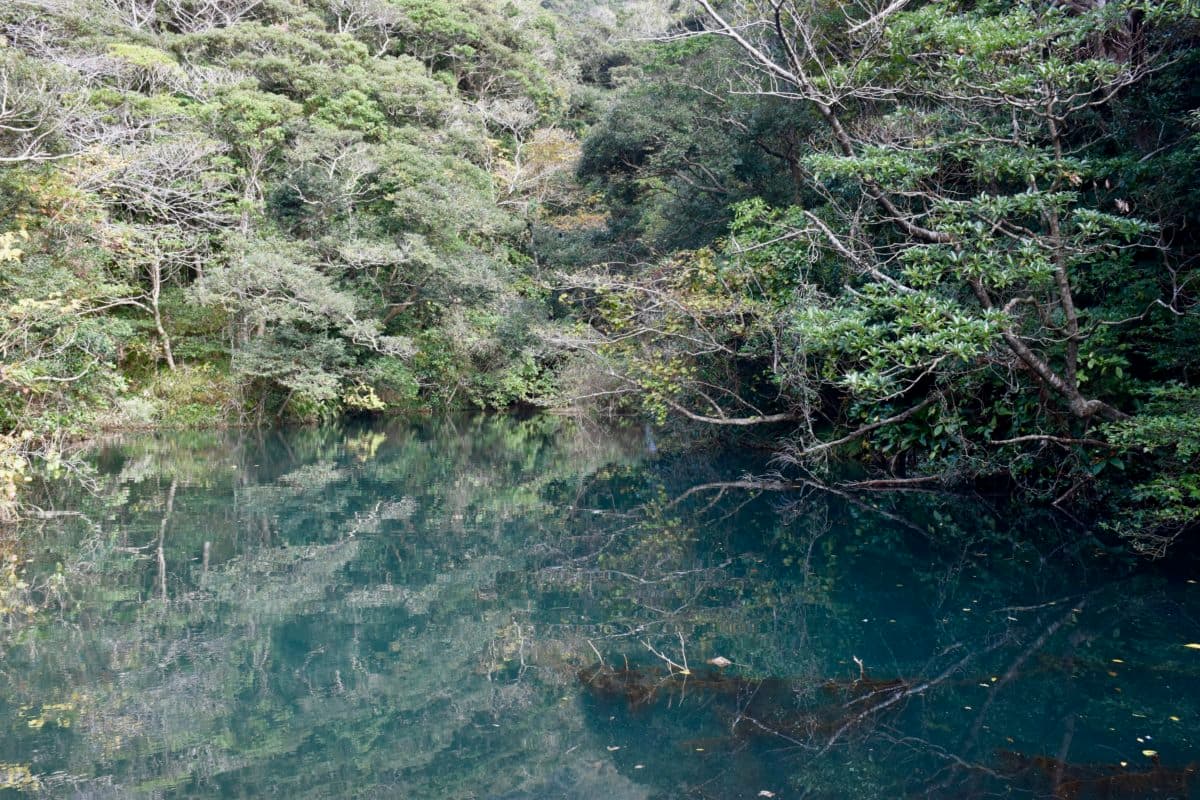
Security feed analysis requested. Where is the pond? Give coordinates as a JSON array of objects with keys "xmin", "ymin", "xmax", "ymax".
[{"xmin": 1, "ymin": 416, "xmax": 1198, "ymax": 798}]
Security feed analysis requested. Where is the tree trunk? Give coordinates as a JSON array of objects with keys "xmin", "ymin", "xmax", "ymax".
[{"xmin": 149, "ymin": 261, "xmax": 176, "ymax": 371}]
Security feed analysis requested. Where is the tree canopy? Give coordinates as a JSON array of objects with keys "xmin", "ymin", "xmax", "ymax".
[
  {"xmin": 1, "ymin": 0, "xmax": 1198, "ymax": 549},
  {"xmin": 554, "ymin": 0, "xmax": 1200, "ymax": 551}
]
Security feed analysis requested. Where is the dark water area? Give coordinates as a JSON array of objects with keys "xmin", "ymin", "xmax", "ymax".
[{"xmin": 1, "ymin": 416, "xmax": 1198, "ymax": 798}]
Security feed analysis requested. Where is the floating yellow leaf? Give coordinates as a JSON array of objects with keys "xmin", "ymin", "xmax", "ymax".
[
  {"xmin": 1142, "ymin": 749, "xmax": 1158, "ymax": 757},
  {"xmin": 1170, "ymin": 716, "xmax": 1181, "ymax": 722},
  {"xmin": 1185, "ymin": 643, "xmax": 1200, "ymax": 650},
  {"xmin": 1111, "ymin": 658, "xmax": 1124, "ymax": 664}
]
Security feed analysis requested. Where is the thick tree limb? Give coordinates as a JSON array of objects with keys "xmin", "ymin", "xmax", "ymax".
[
  {"xmin": 847, "ymin": 0, "xmax": 912, "ymax": 34},
  {"xmin": 990, "ymin": 434, "xmax": 1114, "ymax": 448},
  {"xmin": 838, "ymin": 476, "xmax": 943, "ymax": 489},
  {"xmin": 659, "ymin": 393, "xmax": 797, "ymax": 426}
]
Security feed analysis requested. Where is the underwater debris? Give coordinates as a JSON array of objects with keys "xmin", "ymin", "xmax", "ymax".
[
  {"xmin": 578, "ymin": 662, "xmax": 913, "ymax": 748},
  {"xmin": 996, "ymin": 749, "xmax": 1198, "ymax": 799}
]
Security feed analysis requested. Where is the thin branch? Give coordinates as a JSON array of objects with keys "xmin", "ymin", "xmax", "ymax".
[{"xmin": 781, "ymin": 396, "xmax": 936, "ymax": 461}]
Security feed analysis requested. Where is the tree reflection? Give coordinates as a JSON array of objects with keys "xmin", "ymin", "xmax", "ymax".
[{"xmin": 0, "ymin": 419, "xmax": 1196, "ymax": 799}]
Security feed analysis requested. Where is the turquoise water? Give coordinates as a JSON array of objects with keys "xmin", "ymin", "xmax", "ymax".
[{"xmin": 1, "ymin": 416, "xmax": 1198, "ymax": 798}]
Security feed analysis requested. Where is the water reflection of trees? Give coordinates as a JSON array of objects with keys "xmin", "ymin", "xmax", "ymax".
[
  {"xmin": 0, "ymin": 419, "xmax": 1196, "ymax": 799},
  {"xmin": 543, "ymin": 479, "xmax": 1198, "ymax": 799},
  {"xmin": 4, "ymin": 417, "xmax": 654, "ymax": 798}
]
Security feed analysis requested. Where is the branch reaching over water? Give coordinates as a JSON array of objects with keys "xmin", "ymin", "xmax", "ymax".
[{"xmin": 777, "ymin": 397, "xmax": 936, "ymax": 463}]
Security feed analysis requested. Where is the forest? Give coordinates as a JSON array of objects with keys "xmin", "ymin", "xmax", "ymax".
[
  {"xmin": 2, "ymin": 2, "xmax": 1200, "ymax": 797},
  {"xmin": 1, "ymin": 0, "xmax": 1198, "ymax": 552}
]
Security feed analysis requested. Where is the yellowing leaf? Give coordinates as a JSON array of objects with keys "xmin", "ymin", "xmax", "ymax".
[{"xmin": 1184, "ymin": 643, "xmax": 1200, "ymax": 650}]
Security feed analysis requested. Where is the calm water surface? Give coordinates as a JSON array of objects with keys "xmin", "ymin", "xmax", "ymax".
[{"xmin": 1, "ymin": 417, "xmax": 1198, "ymax": 798}]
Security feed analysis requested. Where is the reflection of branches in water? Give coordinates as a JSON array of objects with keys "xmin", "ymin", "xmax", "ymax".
[
  {"xmin": 817, "ymin": 635, "xmax": 1013, "ymax": 756},
  {"xmin": 666, "ymin": 478, "xmax": 797, "ymax": 509},
  {"xmin": 155, "ymin": 478, "xmax": 177, "ymax": 602},
  {"xmin": 642, "ymin": 631, "xmax": 692, "ymax": 675},
  {"xmin": 883, "ymin": 731, "xmax": 1003, "ymax": 780},
  {"xmin": 542, "ymin": 469, "xmax": 1035, "ymax": 693},
  {"xmin": 589, "ymin": 632, "xmax": 990, "ymax": 738},
  {"xmin": 967, "ymin": 603, "xmax": 1086, "ymax": 739},
  {"xmin": 957, "ymin": 589, "xmax": 1160, "ymax": 761},
  {"xmin": 533, "ymin": 482, "xmax": 748, "ymax": 643},
  {"xmin": 904, "ymin": 589, "xmax": 1187, "ymax": 800},
  {"xmin": 681, "ymin": 474, "xmax": 943, "ymax": 541},
  {"xmin": 544, "ymin": 559, "xmax": 735, "ymax": 589},
  {"xmin": 550, "ymin": 465, "xmax": 1171, "ymax": 793},
  {"xmin": 575, "ymin": 583, "xmax": 1151, "ymax": 800}
]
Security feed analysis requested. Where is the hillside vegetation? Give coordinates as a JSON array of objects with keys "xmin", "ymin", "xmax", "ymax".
[{"xmin": 2, "ymin": 0, "xmax": 1198, "ymax": 550}]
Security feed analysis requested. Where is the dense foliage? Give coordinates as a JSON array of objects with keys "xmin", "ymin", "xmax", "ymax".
[
  {"xmin": 2, "ymin": 0, "xmax": 1198, "ymax": 549},
  {"xmin": 558, "ymin": 0, "xmax": 1200, "ymax": 551},
  {"xmin": 0, "ymin": 0, "xmax": 593, "ymax": 511}
]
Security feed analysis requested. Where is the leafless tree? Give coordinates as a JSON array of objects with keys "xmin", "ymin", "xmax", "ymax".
[
  {"xmin": 160, "ymin": 0, "xmax": 264, "ymax": 33},
  {"xmin": 68, "ymin": 135, "xmax": 236, "ymax": 368},
  {"xmin": 0, "ymin": 41, "xmax": 150, "ymax": 165},
  {"xmin": 94, "ymin": 0, "xmax": 161, "ymax": 31},
  {"xmin": 75, "ymin": 134, "xmax": 236, "ymax": 230},
  {"xmin": 285, "ymin": 130, "xmax": 380, "ymax": 225},
  {"xmin": 0, "ymin": 56, "xmax": 82, "ymax": 164},
  {"xmin": 320, "ymin": 0, "xmax": 402, "ymax": 54}
]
